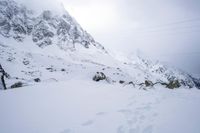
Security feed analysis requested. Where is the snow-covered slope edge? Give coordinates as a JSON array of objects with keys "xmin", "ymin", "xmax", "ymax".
[{"xmin": 0, "ymin": 0, "xmax": 200, "ymax": 90}]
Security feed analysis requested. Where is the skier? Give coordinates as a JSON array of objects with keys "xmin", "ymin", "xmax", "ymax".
[{"xmin": 0, "ymin": 64, "xmax": 9, "ymax": 90}]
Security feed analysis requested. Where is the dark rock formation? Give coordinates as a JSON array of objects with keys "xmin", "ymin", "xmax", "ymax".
[
  {"xmin": 11, "ymin": 81, "xmax": 23, "ymax": 88},
  {"xmin": 93, "ymin": 72, "xmax": 106, "ymax": 82}
]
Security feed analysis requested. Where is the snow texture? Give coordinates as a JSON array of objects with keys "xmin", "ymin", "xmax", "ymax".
[{"xmin": 0, "ymin": 80, "xmax": 200, "ymax": 133}]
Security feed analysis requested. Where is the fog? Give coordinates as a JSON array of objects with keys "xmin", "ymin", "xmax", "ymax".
[{"xmin": 17, "ymin": 0, "xmax": 200, "ymax": 77}]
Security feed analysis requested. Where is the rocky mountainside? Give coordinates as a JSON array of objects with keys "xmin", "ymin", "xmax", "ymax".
[
  {"xmin": 0, "ymin": 0, "xmax": 106, "ymax": 52},
  {"xmin": 0, "ymin": 0, "xmax": 199, "ymax": 90}
]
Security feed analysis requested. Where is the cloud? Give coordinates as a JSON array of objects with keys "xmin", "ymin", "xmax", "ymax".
[{"xmin": 16, "ymin": 0, "xmax": 63, "ymax": 14}]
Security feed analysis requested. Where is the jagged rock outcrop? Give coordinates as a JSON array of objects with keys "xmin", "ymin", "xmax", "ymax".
[
  {"xmin": 131, "ymin": 54, "xmax": 200, "ymax": 89},
  {"xmin": 10, "ymin": 81, "xmax": 23, "ymax": 88},
  {"xmin": 93, "ymin": 72, "xmax": 107, "ymax": 82}
]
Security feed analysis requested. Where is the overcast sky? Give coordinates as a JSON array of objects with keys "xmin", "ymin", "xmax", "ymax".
[{"xmin": 18, "ymin": 0, "xmax": 200, "ymax": 77}]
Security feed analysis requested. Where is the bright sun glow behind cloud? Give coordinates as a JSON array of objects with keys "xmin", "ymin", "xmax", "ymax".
[{"xmin": 63, "ymin": 2, "xmax": 118, "ymax": 32}]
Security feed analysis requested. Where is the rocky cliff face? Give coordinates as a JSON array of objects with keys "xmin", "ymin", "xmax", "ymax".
[{"xmin": 0, "ymin": 0, "xmax": 106, "ymax": 52}]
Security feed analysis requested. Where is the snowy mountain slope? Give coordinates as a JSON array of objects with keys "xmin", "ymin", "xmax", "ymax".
[
  {"xmin": 0, "ymin": 80, "xmax": 200, "ymax": 133},
  {"xmin": 0, "ymin": 36, "xmax": 134, "ymax": 87},
  {"xmin": 0, "ymin": 0, "xmax": 200, "ymax": 90},
  {"xmin": 0, "ymin": 0, "xmax": 106, "ymax": 52},
  {"xmin": 1, "ymin": 38, "xmax": 199, "ymax": 89}
]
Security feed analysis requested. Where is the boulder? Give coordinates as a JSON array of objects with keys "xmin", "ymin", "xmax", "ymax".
[
  {"xmin": 93, "ymin": 72, "xmax": 106, "ymax": 82},
  {"xmin": 144, "ymin": 80, "xmax": 153, "ymax": 87},
  {"xmin": 166, "ymin": 80, "xmax": 181, "ymax": 89},
  {"xmin": 34, "ymin": 78, "xmax": 41, "ymax": 82},
  {"xmin": 11, "ymin": 81, "xmax": 23, "ymax": 88},
  {"xmin": 119, "ymin": 80, "xmax": 125, "ymax": 84}
]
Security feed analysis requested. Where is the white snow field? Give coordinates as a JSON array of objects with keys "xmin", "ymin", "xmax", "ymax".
[{"xmin": 0, "ymin": 80, "xmax": 200, "ymax": 133}]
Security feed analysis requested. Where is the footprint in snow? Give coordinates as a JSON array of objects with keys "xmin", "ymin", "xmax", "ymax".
[
  {"xmin": 134, "ymin": 110, "xmax": 139, "ymax": 115},
  {"xmin": 142, "ymin": 125, "xmax": 153, "ymax": 133},
  {"xmin": 129, "ymin": 126, "xmax": 140, "ymax": 133},
  {"xmin": 81, "ymin": 120, "xmax": 94, "ymax": 126},
  {"xmin": 117, "ymin": 125, "xmax": 126, "ymax": 133},
  {"xmin": 139, "ymin": 115, "xmax": 146, "ymax": 120},
  {"xmin": 118, "ymin": 109, "xmax": 133, "ymax": 114},
  {"xmin": 96, "ymin": 112, "xmax": 107, "ymax": 116},
  {"xmin": 60, "ymin": 129, "xmax": 71, "ymax": 133},
  {"xmin": 136, "ymin": 105, "xmax": 151, "ymax": 111},
  {"xmin": 127, "ymin": 101, "xmax": 136, "ymax": 106},
  {"xmin": 117, "ymin": 125, "xmax": 140, "ymax": 133},
  {"xmin": 127, "ymin": 117, "xmax": 137, "ymax": 125},
  {"xmin": 152, "ymin": 112, "xmax": 158, "ymax": 117}
]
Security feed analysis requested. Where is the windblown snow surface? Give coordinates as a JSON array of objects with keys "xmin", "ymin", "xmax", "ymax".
[{"xmin": 0, "ymin": 80, "xmax": 200, "ymax": 133}]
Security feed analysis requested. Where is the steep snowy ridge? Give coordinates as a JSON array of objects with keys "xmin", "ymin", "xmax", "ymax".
[
  {"xmin": 0, "ymin": 0, "xmax": 106, "ymax": 52},
  {"xmin": 0, "ymin": 0, "xmax": 200, "ymax": 89}
]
